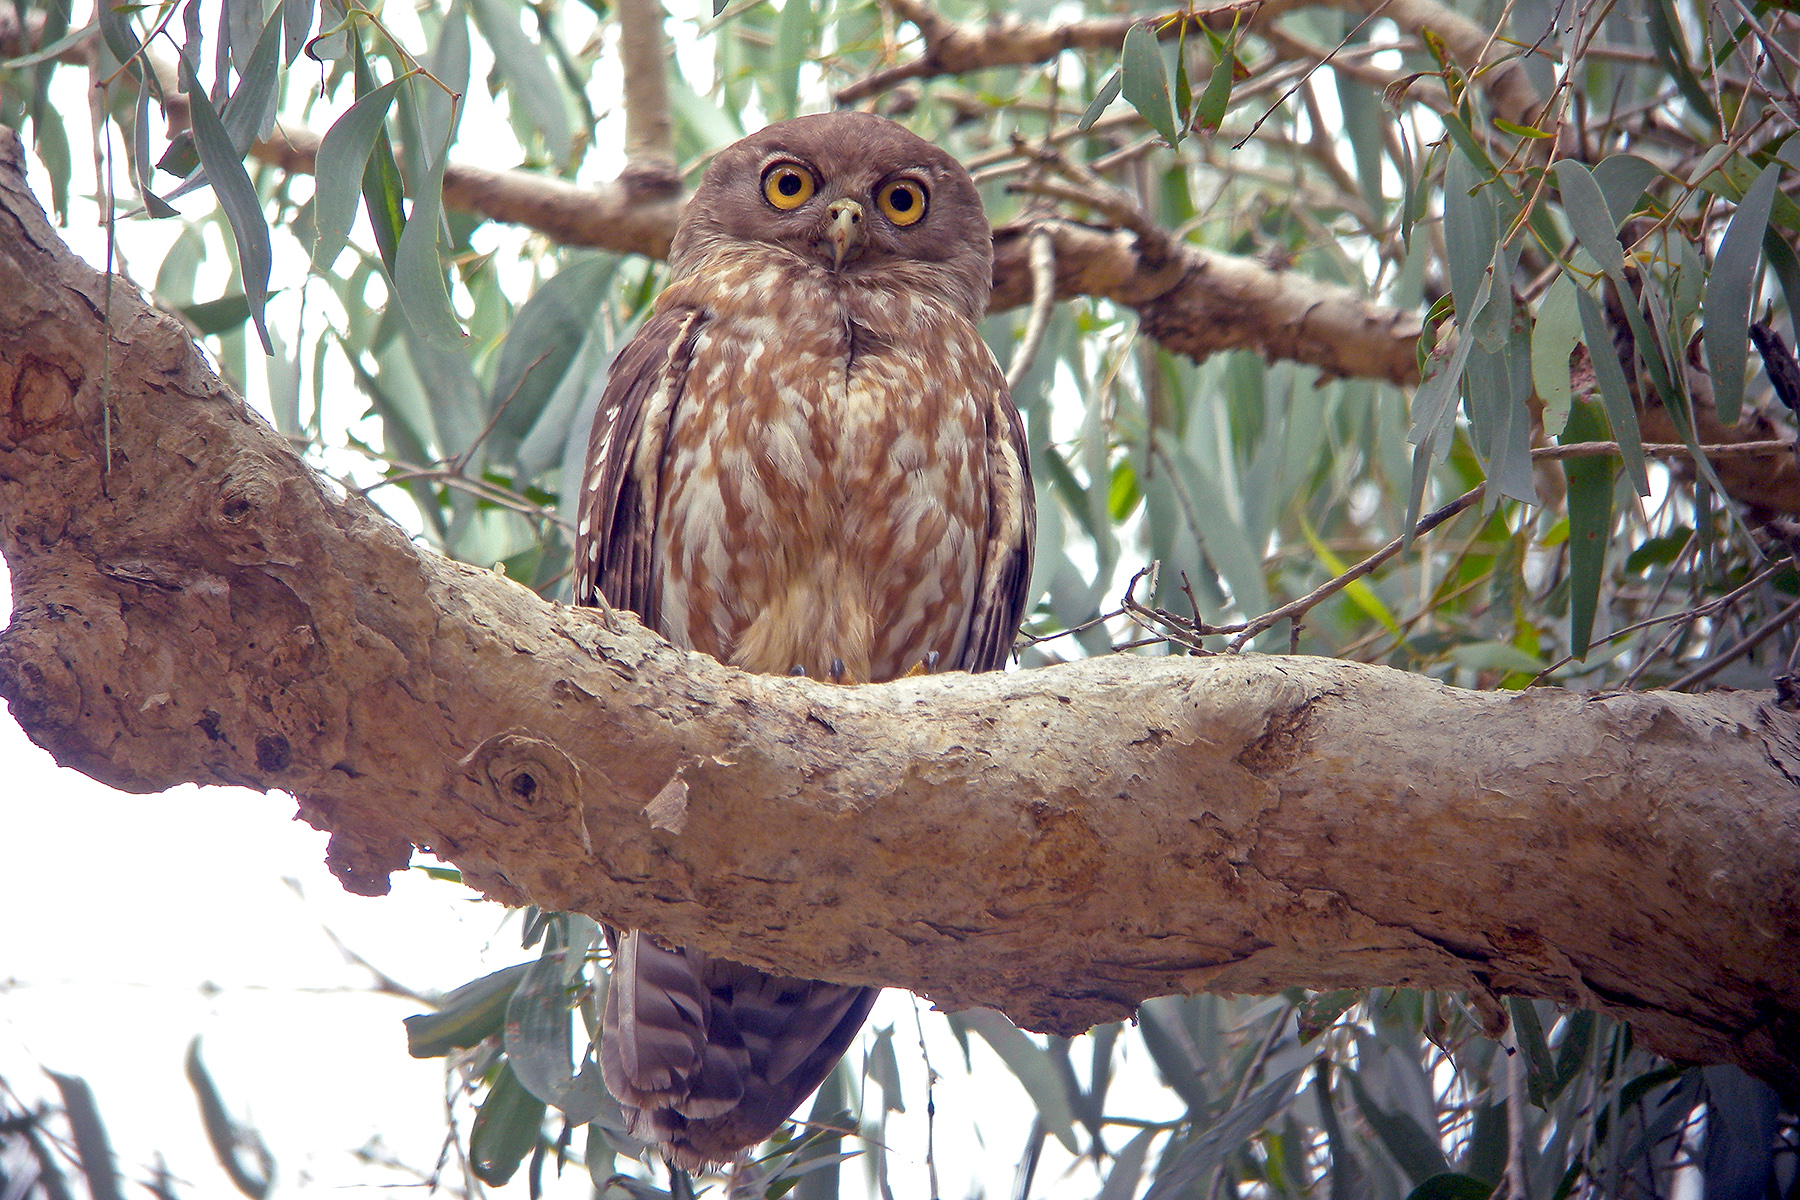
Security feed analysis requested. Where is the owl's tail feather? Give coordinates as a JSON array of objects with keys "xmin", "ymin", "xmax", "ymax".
[{"xmin": 599, "ymin": 927, "xmax": 878, "ymax": 1169}]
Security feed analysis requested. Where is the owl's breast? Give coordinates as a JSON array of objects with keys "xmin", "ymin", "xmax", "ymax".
[{"xmin": 652, "ymin": 269, "xmax": 999, "ymax": 682}]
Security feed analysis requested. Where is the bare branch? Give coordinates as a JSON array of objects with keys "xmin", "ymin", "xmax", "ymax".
[
  {"xmin": 833, "ymin": 0, "xmax": 1262, "ymax": 106},
  {"xmin": 252, "ymin": 126, "xmax": 686, "ymax": 260},
  {"xmin": 615, "ymin": 0, "xmax": 678, "ymax": 191}
]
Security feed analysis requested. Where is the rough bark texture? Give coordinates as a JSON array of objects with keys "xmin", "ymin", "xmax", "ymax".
[{"xmin": 4, "ymin": 130, "xmax": 1800, "ymax": 1098}]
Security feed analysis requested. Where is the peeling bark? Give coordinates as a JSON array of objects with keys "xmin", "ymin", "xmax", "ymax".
[{"xmin": 4, "ymin": 130, "xmax": 1800, "ymax": 1098}]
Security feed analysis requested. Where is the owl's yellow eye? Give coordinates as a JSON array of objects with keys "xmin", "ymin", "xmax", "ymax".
[
  {"xmin": 877, "ymin": 179, "xmax": 928, "ymax": 226},
  {"xmin": 762, "ymin": 164, "xmax": 816, "ymax": 210}
]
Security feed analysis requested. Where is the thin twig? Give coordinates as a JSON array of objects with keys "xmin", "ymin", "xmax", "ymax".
[
  {"xmin": 1227, "ymin": 485, "xmax": 1488, "ymax": 651},
  {"xmin": 1666, "ymin": 594, "xmax": 1800, "ymax": 692}
]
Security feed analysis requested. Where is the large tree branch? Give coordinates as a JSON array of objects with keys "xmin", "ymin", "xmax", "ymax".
[{"xmin": 3, "ymin": 131, "xmax": 1799, "ymax": 1096}]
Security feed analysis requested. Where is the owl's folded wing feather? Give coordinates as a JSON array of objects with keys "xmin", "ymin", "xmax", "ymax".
[
  {"xmin": 957, "ymin": 383, "xmax": 1036, "ymax": 674},
  {"xmin": 575, "ymin": 305, "xmax": 707, "ymax": 625}
]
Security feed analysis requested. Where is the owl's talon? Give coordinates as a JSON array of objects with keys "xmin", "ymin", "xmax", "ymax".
[
  {"xmin": 790, "ymin": 664, "xmax": 807, "ymax": 677},
  {"xmin": 829, "ymin": 657, "xmax": 846, "ymax": 683},
  {"xmin": 925, "ymin": 651, "xmax": 940, "ymax": 672}
]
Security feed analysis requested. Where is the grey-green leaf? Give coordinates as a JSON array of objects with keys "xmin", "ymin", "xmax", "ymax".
[
  {"xmin": 469, "ymin": 1063, "xmax": 547, "ymax": 1186},
  {"xmin": 1078, "ymin": 68, "xmax": 1122, "ymax": 131},
  {"xmin": 311, "ymin": 77, "xmax": 402, "ymax": 269},
  {"xmin": 1121, "ymin": 23, "xmax": 1178, "ymax": 146},
  {"xmin": 183, "ymin": 69, "xmax": 273, "ymax": 353},
  {"xmin": 468, "ymin": 0, "xmax": 572, "ymax": 165},
  {"xmin": 1554, "ymin": 160, "xmax": 1624, "ymax": 277},
  {"xmin": 957, "ymin": 1008, "xmax": 1080, "ymax": 1154},
  {"xmin": 392, "ymin": 89, "xmax": 466, "ymax": 347},
  {"xmin": 1574, "ymin": 282, "xmax": 1650, "ymax": 495},
  {"xmin": 1704, "ymin": 162, "xmax": 1781, "ymax": 424},
  {"xmin": 404, "ymin": 962, "xmax": 533, "ymax": 1057},
  {"xmin": 1531, "ymin": 274, "xmax": 1581, "ymax": 436},
  {"xmin": 1141, "ymin": 1068, "xmax": 1305, "ymax": 1200}
]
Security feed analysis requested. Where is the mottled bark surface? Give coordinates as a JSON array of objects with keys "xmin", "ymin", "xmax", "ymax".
[{"xmin": 3, "ymin": 130, "xmax": 1799, "ymax": 1097}]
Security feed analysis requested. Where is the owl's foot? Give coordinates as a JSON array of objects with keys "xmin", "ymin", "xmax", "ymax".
[
  {"xmin": 789, "ymin": 664, "xmax": 806, "ymax": 677},
  {"xmin": 901, "ymin": 651, "xmax": 942, "ymax": 678},
  {"xmin": 829, "ymin": 657, "xmax": 846, "ymax": 683}
]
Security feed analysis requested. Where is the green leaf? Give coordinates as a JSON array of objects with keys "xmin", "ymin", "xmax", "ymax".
[
  {"xmin": 504, "ymin": 953, "xmax": 605, "ymax": 1123},
  {"xmin": 1096, "ymin": 1128, "xmax": 1155, "ymax": 1200},
  {"xmin": 310, "ymin": 77, "xmax": 403, "ymax": 269},
  {"xmin": 866, "ymin": 1025, "xmax": 905, "ymax": 1113},
  {"xmin": 1108, "ymin": 459, "xmax": 1142, "ymax": 521},
  {"xmin": 46, "ymin": 1071, "xmax": 123, "ymax": 1200},
  {"xmin": 468, "ymin": 0, "xmax": 571, "ymax": 164},
  {"xmin": 1704, "ymin": 163, "xmax": 1781, "ymax": 424},
  {"xmin": 1121, "ymin": 23, "xmax": 1179, "ymax": 147},
  {"xmin": 1531, "ymin": 274, "xmax": 1581, "ymax": 436},
  {"xmin": 132, "ymin": 73, "xmax": 178, "ymax": 217},
  {"xmin": 1573, "ymin": 282, "xmax": 1649, "ymax": 496},
  {"xmin": 1645, "ymin": 0, "xmax": 1717, "ymax": 126},
  {"xmin": 180, "ymin": 292, "xmax": 254, "ymax": 335},
  {"xmin": 1493, "ymin": 117, "xmax": 1550, "ymax": 139},
  {"xmin": 956, "ymin": 1009, "xmax": 1079, "ymax": 1154},
  {"xmin": 1345, "ymin": 1067, "xmax": 1450, "ymax": 1185},
  {"xmin": 1192, "ymin": 34, "xmax": 1235, "ymax": 133},
  {"xmin": 1554, "ymin": 160, "xmax": 1623, "ymax": 277},
  {"xmin": 1447, "ymin": 641, "xmax": 1546, "ymax": 676},
  {"xmin": 351, "ymin": 36, "xmax": 405, "ymax": 272},
  {"xmin": 1561, "ymin": 400, "xmax": 1614, "ymax": 658},
  {"xmin": 469, "ymin": 1063, "xmax": 547, "ymax": 1186},
  {"xmin": 1299, "ymin": 510, "xmax": 1397, "ymax": 632},
  {"xmin": 1406, "ymin": 1173, "xmax": 1495, "ymax": 1200},
  {"xmin": 1506, "ymin": 997, "xmax": 1557, "ymax": 1106},
  {"xmin": 771, "ymin": 0, "xmax": 813, "ymax": 121},
  {"xmin": 404, "ymin": 962, "xmax": 532, "ymax": 1056},
  {"xmin": 282, "ymin": 0, "xmax": 314, "ymax": 63},
  {"xmin": 1136, "ymin": 998, "xmax": 1212, "ymax": 1113},
  {"xmin": 1141, "ymin": 1068, "xmax": 1305, "ymax": 1200},
  {"xmin": 392, "ymin": 88, "xmax": 467, "ymax": 347},
  {"xmin": 1590, "ymin": 154, "xmax": 1661, "ymax": 228},
  {"xmin": 1624, "ymin": 527, "xmax": 1692, "ymax": 573},
  {"xmin": 184, "ymin": 1038, "xmax": 275, "ymax": 1199},
  {"xmin": 182, "ymin": 61, "xmax": 273, "ymax": 354},
  {"xmin": 2, "ymin": 18, "xmax": 98, "ymax": 67},
  {"xmin": 489, "ymin": 255, "xmax": 617, "ymax": 463},
  {"xmin": 1078, "ymin": 68, "xmax": 1122, "ymax": 131}
]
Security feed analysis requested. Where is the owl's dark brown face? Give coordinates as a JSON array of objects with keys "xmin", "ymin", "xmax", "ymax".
[{"xmin": 668, "ymin": 112, "xmax": 994, "ymax": 321}]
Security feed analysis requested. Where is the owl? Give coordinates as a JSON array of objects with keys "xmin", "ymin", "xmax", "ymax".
[{"xmin": 574, "ymin": 111, "xmax": 1036, "ymax": 1168}]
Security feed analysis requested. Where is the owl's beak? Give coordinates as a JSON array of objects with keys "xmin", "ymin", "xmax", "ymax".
[{"xmin": 825, "ymin": 198, "xmax": 866, "ymax": 270}]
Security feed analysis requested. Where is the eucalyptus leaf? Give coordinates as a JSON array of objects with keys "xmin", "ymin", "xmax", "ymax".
[
  {"xmin": 469, "ymin": 1063, "xmax": 547, "ymax": 1186},
  {"xmin": 1531, "ymin": 275, "xmax": 1581, "ymax": 436},
  {"xmin": 310, "ymin": 78, "xmax": 403, "ymax": 269},
  {"xmin": 1141, "ymin": 1068, "xmax": 1305, "ymax": 1200},
  {"xmin": 1704, "ymin": 163, "xmax": 1781, "ymax": 424},
  {"xmin": 181, "ymin": 67, "xmax": 273, "ymax": 353},
  {"xmin": 956, "ymin": 1009, "xmax": 1079, "ymax": 1154},
  {"xmin": 1121, "ymin": 23, "xmax": 1179, "ymax": 146},
  {"xmin": 392, "ymin": 89, "xmax": 467, "ymax": 347}
]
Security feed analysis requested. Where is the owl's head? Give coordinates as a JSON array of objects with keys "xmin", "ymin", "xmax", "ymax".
[{"xmin": 669, "ymin": 112, "xmax": 994, "ymax": 319}]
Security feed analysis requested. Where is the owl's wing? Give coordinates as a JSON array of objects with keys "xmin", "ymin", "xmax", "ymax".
[
  {"xmin": 600, "ymin": 929, "xmax": 879, "ymax": 1170},
  {"xmin": 957, "ymin": 385, "xmax": 1036, "ymax": 674},
  {"xmin": 574, "ymin": 305, "xmax": 707, "ymax": 626}
]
